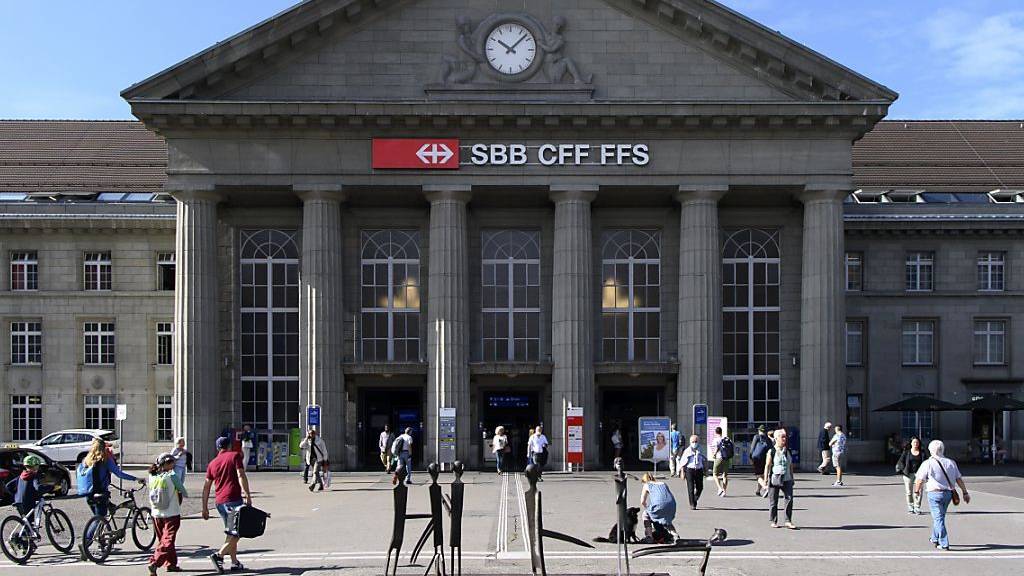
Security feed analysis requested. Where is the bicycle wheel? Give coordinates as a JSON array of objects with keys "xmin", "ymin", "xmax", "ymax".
[
  {"xmin": 81, "ymin": 516, "xmax": 113, "ymax": 563},
  {"xmin": 0, "ymin": 515, "xmax": 35, "ymax": 565},
  {"xmin": 131, "ymin": 507, "xmax": 156, "ymax": 551},
  {"xmin": 45, "ymin": 508, "xmax": 75, "ymax": 553}
]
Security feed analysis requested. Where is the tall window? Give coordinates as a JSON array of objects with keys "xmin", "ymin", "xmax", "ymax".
[
  {"xmin": 157, "ymin": 395, "xmax": 173, "ymax": 441},
  {"xmin": 240, "ymin": 230, "xmax": 300, "ymax": 433},
  {"xmin": 846, "ymin": 394, "xmax": 863, "ymax": 440},
  {"xmin": 905, "ymin": 251, "xmax": 934, "ymax": 292},
  {"xmin": 84, "ymin": 251, "xmax": 112, "ymax": 291},
  {"xmin": 10, "ymin": 321, "xmax": 42, "ymax": 365},
  {"xmin": 977, "ymin": 252, "xmax": 1005, "ymax": 292},
  {"xmin": 360, "ymin": 230, "xmax": 421, "ymax": 362},
  {"xmin": 157, "ymin": 252, "xmax": 175, "ymax": 291},
  {"xmin": 10, "ymin": 251, "xmax": 38, "ymax": 291},
  {"xmin": 902, "ymin": 320, "xmax": 934, "ymax": 366},
  {"xmin": 845, "ymin": 252, "xmax": 863, "ymax": 291},
  {"xmin": 84, "ymin": 394, "xmax": 116, "ymax": 430},
  {"xmin": 156, "ymin": 322, "xmax": 173, "ymax": 365},
  {"xmin": 974, "ymin": 320, "xmax": 1006, "ymax": 365},
  {"xmin": 84, "ymin": 322, "xmax": 115, "ymax": 365},
  {"xmin": 845, "ymin": 320, "xmax": 864, "ymax": 366},
  {"xmin": 601, "ymin": 230, "xmax": 661, "ymax": 362},
  {"xmin": 902, "ymin": 393, "xmax": 934, "ymax": 440},
  {"xmin": 722, "ymin": 229, "xmax": 781, "ymax": 434},
  {"xmin": 482, "ymin": 230, "xmax": 541, "ymax": 361},
  {"xmin": 11, "ymin": 395, "xmax": 42, "ymax": 442}
]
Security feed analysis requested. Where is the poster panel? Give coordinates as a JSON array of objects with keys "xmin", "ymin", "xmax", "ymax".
[
  {"xmin": 638, "ymin": 416, "xmax": 672, "ymax": 462},
  {"xmin": 566, "ymin": 407, "xmax": 584, "ymax": 465},
  {"xmin": 706, "ymin": 416, "xmax": 729, "ymax": 459}
]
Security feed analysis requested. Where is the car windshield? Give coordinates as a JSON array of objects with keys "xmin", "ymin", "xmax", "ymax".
[{"xmin": 100, "ymin": 432, "xmax": 118, "ymax": 441}]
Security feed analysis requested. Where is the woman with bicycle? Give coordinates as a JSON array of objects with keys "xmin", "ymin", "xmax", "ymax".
[
  {"xmin": 77, "ymin": 439, "xmax": 143, "ymax": 551},
  {"xmin": 147, "ymin": 453, "xmax": 187, "ymax": 574}
]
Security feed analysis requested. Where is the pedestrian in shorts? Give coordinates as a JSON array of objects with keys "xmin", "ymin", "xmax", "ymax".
[
  {"xmin": 830, "ymin": 424, "xmax": 847, "ymax": 486},
  {"xmin": 711, "ymin": 427, "xmax": 733, "ymax": 497},
  {"xmin": 202, "ymin": 436, "xmax": 253, "ymax": 574}
]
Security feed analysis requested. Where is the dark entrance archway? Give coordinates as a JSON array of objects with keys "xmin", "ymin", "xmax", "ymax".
[
  {"xmin": 599, "ymin": 387, "xmax": 664, "ymax": 469},
  {"xmin": 481, "ymin": 391, "xmax": 540, "ymax": 471},
  {"xmin": 359, "ymin": 388, "xmax": 424, "ymax": 469}
]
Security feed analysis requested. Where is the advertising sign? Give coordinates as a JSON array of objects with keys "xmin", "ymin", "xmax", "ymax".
[
  {"xmin": 438, "ymin": 407, "xmax": 457, "ymax": 463},
  {"xmin": 638, "ymin": 416, "xmax": 673, "ymax": 463},
  {"xmin": 566, "ymin": 407, "xmax": 584, "ymax": 465},
  {"xmin": 706, "ymin": 416, "xmax": 729, "ymax": 459}
]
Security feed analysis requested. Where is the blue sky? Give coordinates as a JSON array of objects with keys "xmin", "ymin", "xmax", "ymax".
[{"xmin": 1, "ymin": 0, "xmax": 1021, "ymax": 119}]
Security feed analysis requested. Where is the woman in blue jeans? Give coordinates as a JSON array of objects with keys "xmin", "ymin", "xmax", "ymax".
[{"xmin": 914, "ymin": 440, "xmax": 970, "ymax": 550}]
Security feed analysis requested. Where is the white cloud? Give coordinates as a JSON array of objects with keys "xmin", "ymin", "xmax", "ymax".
[{"xmin": 925, "ymin": 10, "xmax": 1024, "ymax": 80}]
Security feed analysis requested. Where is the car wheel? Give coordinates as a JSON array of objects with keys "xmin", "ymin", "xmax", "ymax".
[{"xmin": 57, "ymin": 477, "xmax": 69, "ymax": 497}]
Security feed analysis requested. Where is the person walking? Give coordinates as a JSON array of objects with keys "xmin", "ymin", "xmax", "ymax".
[
  {"xmin": 679, "ymin": 434, "xmax": 706, "ymax": 510},
  {"xmin": 391, "ymin": 427, "xmax": 415, "ymax": 485},
  {"xmin": 202, "ymin": 436, "xmax": 253, "ymax": 574},
  {"xmin": 299, "ymin": 428, "xmax": 329, "ymax": 492},
  {"xmin": 640, "ymin": 473, "xmax": 678, "ymax": 543},
  {"xmin": 146, "ymin": 452, "xmax": 187, "ymax": 575},
  {"xmin": 897, "ymin": 437, "xmax": 925, "ymax": 514},
  {"xmin": 711, "ymin": 427, "xmax": 733, "ymax": 497},
  {"xmin": 525, "ymin": 427, "xmax": 536, "ymax": 466},
  {"xmin": 763, "ymin": 427, "xmax": 797, "ymax": 529},
  {"xmin": 611, "ymin": 426, "xmax": 624, "ymax": 461},
  {"xmin": 239, "ymin": 425, "xmax": 254, "ymax": 471},
  {"xmin": 914, "ymin": 440, "xmax": 970, "ymax": 550},
  {"xmin": 379, "ymin": 425, "xmax": 395, "ymax": 471},
  {"xmin": 492, "ymin": 426, "xmax": 509, "ymax": 475},
  {"xmin": 77, "ymin": 438, "xmax": 144, "ymax": 557},
  {"xmin": 749, "ymin": 425, "xmax": 770, "ymax": 496},
  {"xmin": 170, "ymin": 437, "xmax": 192, "ymax": 486},
  {"xmin": 817, "ymin": 421, "xmax": 832, "ymax": 474},
  {"xmin": 529, "ymin": 425, "xmax": 550, "ymax": 474},
  {"xmin": 830, "ymin": 424, "xmax": 847, "ymax": 486},
  {"xmin": 669, "ymin": 424, "xmax": 682, "ymax": 476}
]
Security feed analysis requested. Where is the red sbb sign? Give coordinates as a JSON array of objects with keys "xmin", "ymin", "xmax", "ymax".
[{"xmin": 372, "ymin": 138, "xmax": 460, "ymax": 169}]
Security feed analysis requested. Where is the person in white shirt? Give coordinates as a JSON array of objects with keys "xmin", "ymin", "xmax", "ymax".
[
  {"xmin": 492, "ymin": 426, "xmax": 509, "ymax": 475},
  {"xmin": 914, "ymin": 439, "xmax": 970, "ymax": 550},
  {"xmin": 679, "ymin": 435, "xmax": 706, "ymax": 510},
  {"xmin": 529, "ymin": 425, "xmax": 550, "ymax": 473}
]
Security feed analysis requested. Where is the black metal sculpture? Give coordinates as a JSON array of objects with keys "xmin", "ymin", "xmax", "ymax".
[
  {"xmin": 523, "ymin": 463, "xmax": 593, "ymax": 576},
  {"xmin": 385, "ymin": 467, "xmax": 432, "ymax": 576},
  {"xmin": 448, "ymin": 461, "xmax": 465, "ymax": 576},
  {"xmin": 613, "ymin": 457, "xmax": 632, "ymax": 576},
  {"xmin": 632, "ymin": 528, "xmax": 728, "ymax": 576},
  {"xmin": 409, "ymin": 463, "xmax": 447, "ymax": 575}
]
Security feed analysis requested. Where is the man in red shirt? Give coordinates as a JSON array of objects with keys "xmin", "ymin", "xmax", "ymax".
[{"xmin": 202, "ymin": 436, "xmax": 253, "ymax": 573}]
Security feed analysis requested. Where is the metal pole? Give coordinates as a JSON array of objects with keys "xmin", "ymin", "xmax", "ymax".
[{"xmin": 992, "ymin": 411, "xmax": 997, "ymax": 466}]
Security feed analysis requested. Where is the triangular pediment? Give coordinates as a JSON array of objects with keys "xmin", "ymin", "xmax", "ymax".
[{"xmin": 122, "ymin": 0, "xmax": 897, "ymax": 105}]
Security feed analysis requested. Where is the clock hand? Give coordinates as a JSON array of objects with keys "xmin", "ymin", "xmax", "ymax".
[
  {"xmin": 496, "ymin": 39, "xmax": 514, "ymax": 53},
  {"xmin": 506, "ymin": 33, "xmax": 528, "ymax": 54}
]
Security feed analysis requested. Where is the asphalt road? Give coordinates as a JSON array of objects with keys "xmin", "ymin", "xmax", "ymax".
[{"xmin": 1, "ymin": 465, "xmax": 1021, "ymax": 575}]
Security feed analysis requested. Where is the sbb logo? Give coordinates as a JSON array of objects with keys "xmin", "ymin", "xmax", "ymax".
[{"xmin": 372, "ymin": 139, "xmax": 460, "ymax": 170}]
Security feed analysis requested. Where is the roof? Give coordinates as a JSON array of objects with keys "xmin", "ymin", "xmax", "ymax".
[
  {"xmin": 0, "ymin": 120, "xmax": 167, "ymax": 195},
  {"xmin": 853, "ymin": 120, "xmax": 1024, "ymax": 193}
]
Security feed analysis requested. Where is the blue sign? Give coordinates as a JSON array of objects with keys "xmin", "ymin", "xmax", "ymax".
[
  {"xmin": 694, "ymin": 404, "xmax": 708, "ymax": 426},
  {"xmin": 307, "ymin": 405, "xmax": 321, "ymax": 427}
]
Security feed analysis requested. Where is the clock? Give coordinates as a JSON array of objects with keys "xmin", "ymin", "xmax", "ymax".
[{"xmin": 484, "ymin": 21, "xmax": 538, "ymax": 76}]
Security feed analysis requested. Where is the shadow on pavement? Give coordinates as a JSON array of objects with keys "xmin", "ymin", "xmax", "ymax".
[
  {"xmin": 953, "ymin": 543, "xmax": 1024, "ymax": 551},
  {"xmin": 951, "ymin": 510, "xmax": 1024, "ymax": 515},
  {"xmin": 713, "ymin": 538, "xmax": 755, "ymax": 547},
  {"xmin": 801, "ymin": 524, "xmax": 926, "ymax": 530}
]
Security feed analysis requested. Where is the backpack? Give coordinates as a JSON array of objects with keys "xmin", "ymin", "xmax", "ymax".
[
  {"xmin": 391, "ymin": 436, "xmax": 405, "ymax": 456},
  {"xmin": 76, "ymin": 462, "xmax": 95, "ymax": 495},
  {"xmin": 718, "ymin": 437, "xmax": 734, "ymax": 460},
  {"xmin": 148, "ymin": 474, "xmax": 174, "ymax": 511},
  {"xmin": 749, "ymin": 436, "xmax": 768, "ymax": 460}
]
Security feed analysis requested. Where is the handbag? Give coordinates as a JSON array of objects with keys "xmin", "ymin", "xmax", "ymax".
[
  {"xmin": 770, "ymin": 473, "xmax": 784, "ymax": 488},
  {"xmin": 933, "ymin": 457, "xmax": 961, "ymax": 506}
]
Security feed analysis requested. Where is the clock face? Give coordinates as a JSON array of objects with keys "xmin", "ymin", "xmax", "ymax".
[{"xmin": 485, "ymin": 22, "xmax": 537, "ymax": 75}]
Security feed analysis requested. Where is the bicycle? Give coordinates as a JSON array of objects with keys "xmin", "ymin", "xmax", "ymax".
[
  {"xmin": 0, "ymin": 494, "xmax": 76, "ymax": 564},
  {"xmin": 80, "ymin": 485, "xmax": 155, "ymax": 563}
]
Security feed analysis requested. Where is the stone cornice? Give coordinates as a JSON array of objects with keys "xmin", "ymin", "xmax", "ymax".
[
  {"xmin": 131, "ymin": 100, "xmax": 888, "ymax": 137},
  {"xmin": 121, "ymin": 0, "xmax": 896, "ymax": 106}
]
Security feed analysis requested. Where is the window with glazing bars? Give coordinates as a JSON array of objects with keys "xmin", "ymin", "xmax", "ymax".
[
  {"xmin": 10, "ymin": 251, "xmax": 37, "ymax": 291},
  {"xmin": 481, "ymin": 230, "xmax": 541, "ymax": 362},
  {"xmin": 84, "ymin": 251, "xmax": 112, "ymax": 291},
  {"xmin": 84, "ymin": 322, "xmax": 115, "ymax": 365},
  {"xmin": 601, "ymin": 230, "xmax": 661, "ymax": 362},
  {"xmin": 10, "ymin": 321, "xmax": 41, "ymax": 364}
]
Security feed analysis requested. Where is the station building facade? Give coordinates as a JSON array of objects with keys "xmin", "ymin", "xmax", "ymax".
[{"xmin": 1, "ymin": 0, "xmax": 1021, "ymax": 468}]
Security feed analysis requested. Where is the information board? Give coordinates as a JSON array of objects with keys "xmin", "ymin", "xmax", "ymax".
[
  {"xmin": 566, "ymin": 407, "xmax": 584, "ymax": 465},
  {"xmin": 706, "ymin": 416, "xmax": 729, "ymax": 459},
  {"xmin": 438, "ymin": 407, "xmax": 457, "ymax": 463}
]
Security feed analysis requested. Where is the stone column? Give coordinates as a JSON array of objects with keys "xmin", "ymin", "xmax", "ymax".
[
  {"xmin": 297, "ymin": 185, "xmax": 347, "ymax": 469},
  {"xmin": 798, "ymin": 186, "xmax": 848, "ymax": 469},
  {"xmin": 676, "ymin": 186, "xmax": 728, "ymax": 434},
  {"xmin": 171, "ymin": 186, "xmax": 222, "ymax": 467},
  {"xmin": 550, "ymin": 186, "xmax": 597, "ymax": 469},
  {"xmin": 424, "ymin": 186, "xmax": 471, "ymax": 465}
]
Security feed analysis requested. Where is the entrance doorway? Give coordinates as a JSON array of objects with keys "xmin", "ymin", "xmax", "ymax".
[
  {"xmin": 600, "ymin": 388, "xmax": 664, "ymax": 469},
  {"xmin": 360, "ymin": 388, "xmax": 423, "ymax": 469},
  {"xmin": 481, "ymin": 392, "xmax": 540, "ymax": 471}
]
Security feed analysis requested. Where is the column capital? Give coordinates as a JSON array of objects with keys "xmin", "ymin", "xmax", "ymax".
[
  {"xmin": 797, "ymin": 184, "xmax": 852, "ymax": 204},
  {"xmin": 294, "ymin": 183, "xmax": 347, "ymax": 203},
  {"xmin": 549, "ymin": 184, "xmax": 598, "ymax": 203},
  {"xmin": 423, "ymin": 184, "xmax": 472, "ymax": 203},
  {"xmin": 168, "ymin": 184, "xmax": 223, "ymax": 203},
  {"xmin": 675, "ymin": 184, "xmax": 728, "ymax": 203}
]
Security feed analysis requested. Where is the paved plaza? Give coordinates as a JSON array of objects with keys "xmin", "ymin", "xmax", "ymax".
[{"xmin": 2, "ymin": 467, "xmax": 1022, "ymax": 575}]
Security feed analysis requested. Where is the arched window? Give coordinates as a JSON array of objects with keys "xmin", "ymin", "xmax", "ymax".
[
  {"xmin": 481, "ymin": 230, "xmax": 541, "ymax": 362},
  {"xmin": 601, "ymin": 230, "xmax": 661, "ymax": 362},
  {"xmin": 361, "ymin": 230, "xmax": 421, "ymax": 362},
  {"xmin": 722, "ymin": 228, "xmax": 780, "ymax": 438},
  {"xmin": 239, "ymin": 229, "xmax": 300, "ymax": 435}
]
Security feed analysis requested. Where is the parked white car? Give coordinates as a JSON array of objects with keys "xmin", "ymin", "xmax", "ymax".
[{"xmin": 20, "ymin": 429, "xmax": 120, "ymax": 466}]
